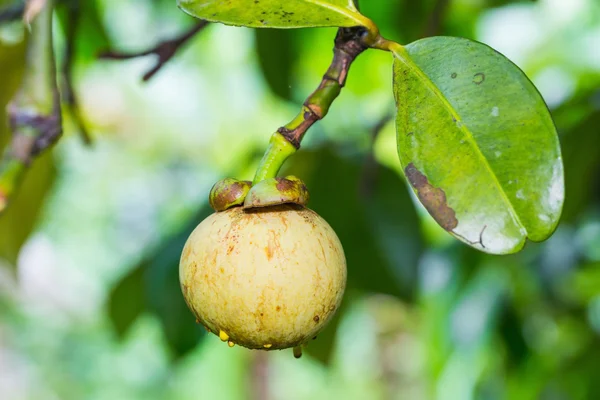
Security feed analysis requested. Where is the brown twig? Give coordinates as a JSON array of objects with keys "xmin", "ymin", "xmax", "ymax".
[
  {"xmin": 61, "ymin": 2, "xmax": 91, "ymax": 145},
  {"xmin": 276, "ymin": 27, "xmax": 371, "ymax": 149},
  {"xmin": 99, "ymin": 21, "xmax": 209, "ymax": 82},
  {"xmin": 424, "ymin": 0, "xmax": 451, "ymax": 37}
]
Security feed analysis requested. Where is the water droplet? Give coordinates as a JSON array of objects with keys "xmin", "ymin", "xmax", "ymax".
[
  {"xmin": 263, "ymin": 344, "xmax": 272, "ymax": 349},
  {"xmin": 490, "ymin": 106, "xmax": 500, "ymax": 117},
  {"xmin": 219, "ymin": 330, "xmax": 229, "ymax": 342},
  {"xmin": 228, "ymin": 340, "xmax": 235, "ymax": 348},
  {"xmin": 293, "ymin": 346, "xmax": 302, "ymax": 359}
]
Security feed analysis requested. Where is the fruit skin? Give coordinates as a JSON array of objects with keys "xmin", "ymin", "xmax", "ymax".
[{"xmin": 179, "ymin": 204, "xmax": 346, "ymax": 350}]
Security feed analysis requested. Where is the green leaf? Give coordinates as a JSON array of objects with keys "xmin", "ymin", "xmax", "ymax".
[
  {"xmin": 108, "ymin": 264, "xmax": 146, "ymax": 337},
  {"xmin": 177, "ymin": 0, "xmax": 370, "ymax": 29},
  {"xmin": 0, "ymin": 152, "xmax": 55, "ymax": 267},
  {"xmin": 56, "ymin": 0, "xmax": 112, "ymax": 65},
  {"xmin": 392, "ymin": 37, "xmax": 564, "ymax": 255}
]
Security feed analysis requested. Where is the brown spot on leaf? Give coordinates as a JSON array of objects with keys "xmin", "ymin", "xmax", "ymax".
[
  {"xmin": 473, "ymin": 72, "xmax": 485, "ymax": 85},
  {"xmin": 405, "ymin": 163, "xmax": 458, "ymax": 231},
  {"xmin": 451, "ymin": 72, "xmax": 457, "ymax": 79}
]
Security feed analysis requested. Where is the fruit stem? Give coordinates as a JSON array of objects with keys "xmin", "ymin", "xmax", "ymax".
[
  {"xmin": 252, "ymin": 26, "xmax": 371, "ymax": 183},
  {"xmin": 252, "ymin": 133, "xmax": 296, "ymax": 184},
  {"xmin": 0, "ymin": 0, "xmax": 61, "ymax": 214},
  {"xmin": 370, "ymin": 36, "xmax": 405, "ymax": 53}
]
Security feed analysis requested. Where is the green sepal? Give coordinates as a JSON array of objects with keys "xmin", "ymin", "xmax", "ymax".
[
  {"xmin": 209, "ymin": 178, "xmax": 252, "ymax": 211},
  {"xmin": 243, "ymin": 176, "xmax": 309, "ymax": 209}
]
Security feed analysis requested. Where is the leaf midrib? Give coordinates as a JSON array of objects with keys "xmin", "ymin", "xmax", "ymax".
[{"xmin": 393, "ymin": 48, "xmax": 527, "ymax": 236}]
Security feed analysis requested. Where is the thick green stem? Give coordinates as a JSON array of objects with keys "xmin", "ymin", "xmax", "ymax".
[
  {"xmin": 252, "ymin": 133, "xmax": 296, "ymax": 184},
  {"xmin": 0, "ymin": 0, "xmax": 60, "ymax": 213}
]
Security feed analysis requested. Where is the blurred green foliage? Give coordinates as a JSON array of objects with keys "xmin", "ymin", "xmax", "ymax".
[{"xmin": 0, "ymin": 0, "xmax": 599, "ymax": 399}]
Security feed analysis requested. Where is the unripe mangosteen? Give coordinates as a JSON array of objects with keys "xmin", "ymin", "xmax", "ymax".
[{"xmin": 179, "ymin": 204, "xmax": 346, "ymax": 353}]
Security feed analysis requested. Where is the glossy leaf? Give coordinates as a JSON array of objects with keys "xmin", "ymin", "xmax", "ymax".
[
  {"xmin": 392, "ymin": 37, "xmax": 564, "ymax": 254},
  {"xmin": 177, "ymin": 0, "xmax": 369, "ymax": 29}
]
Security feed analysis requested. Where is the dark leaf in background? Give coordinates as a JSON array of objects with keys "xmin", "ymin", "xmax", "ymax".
[
  {"xmin": 108, "ymin": 263, "xmax": 146, "ymax": 337},
  {"xmin": 108, "ymin": 205, "xmax": 212, "ymax": 357},
  {"xmin": 56, "ymin": 0, "xmax": 112, "ymax": 65},
  {"xmin": 359, "ymin": 0, "xmax": 434, "ymax": 44},
  {"xmin": 286, "ymin": 147, "xmax": 423, "ymax": 298},
  {"xmin": 255, "ymin": 28, "xmax": 297, "ymax": 101},
  {"xmin": 283, "ymin": 146, "xmax": 423, "ymax": 363},
  {"xmin": 559, "ymin": 109, "xmax": 600, "ymax": 222},
  {"xmin": 498, "ymin": 302, "xmax": 530, "ymax": 367}
]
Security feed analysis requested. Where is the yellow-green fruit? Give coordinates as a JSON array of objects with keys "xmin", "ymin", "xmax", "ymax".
[{"xmin": 179, "ymin": 204, "xmax": 346, "ymax": 350}]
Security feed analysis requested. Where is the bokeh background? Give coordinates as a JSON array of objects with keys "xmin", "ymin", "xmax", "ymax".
[{"xmin": 1, "ymin": 0, "xmax": 600, "ymax": 399}]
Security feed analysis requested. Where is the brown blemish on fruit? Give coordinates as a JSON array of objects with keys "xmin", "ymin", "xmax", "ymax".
[
  {"xmin": 405, "ymin": 163, "xmax": 458, "ymax": 231},
  {"xmin": 313, "ymin": 315, "xmax": 320, "ymax": 323},
  {"xmin": 265, "ymin": 244, "xmax": 274, "ymax": 260},
  {"xmin": 276, "ymin": 306, "xmax": 281, "ymax": 312}
]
